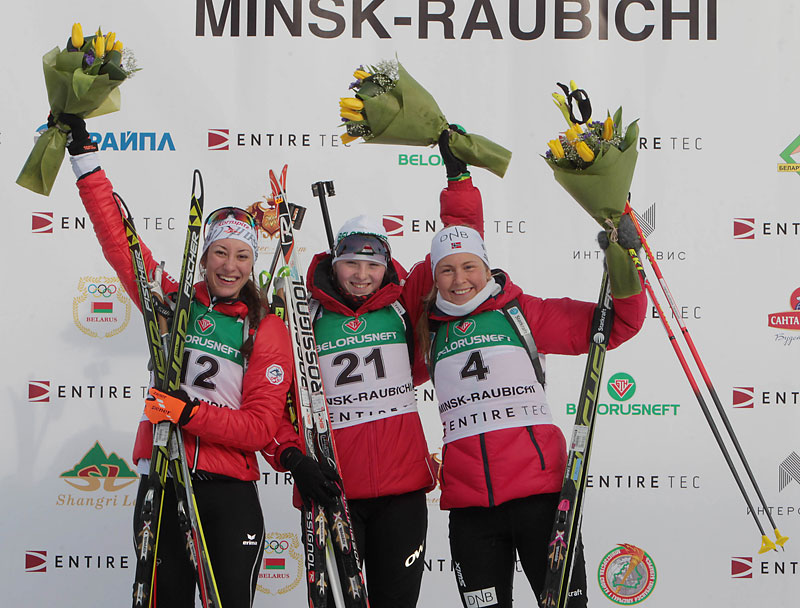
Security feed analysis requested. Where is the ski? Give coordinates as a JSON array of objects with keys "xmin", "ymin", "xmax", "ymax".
[
  {"xmin": 541, "ymin": 270, "xmax": 614, "ymax": 608},
  {"xmin": 271, "ymin": 166, "xmax": 368, "ymax": 608},
  {"xmin": 119, "ymin": 171, "xmax": 221, "ymax": 608}
]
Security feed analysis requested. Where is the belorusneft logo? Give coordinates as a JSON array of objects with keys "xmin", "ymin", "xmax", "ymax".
[
  {"xmin": 206, "ymin": 127, "xmax": 346, "ymax": 149},
  {"xmin": 732, "ymin": 386, "xmax": 800, "ymax": 409},
  {"xmin": 778, "ymin": 134, "xmax": 800, "ymax": 174},
  {"xmin": 731, "ymin": 555, "xmax": 800, "ymax": 578},
  {"xmin": 566, "ymin": 372, "xmax": 680, "ymax": 416},
  {"xmin": 768, "ymin": 286, "xmax": 800, "ymax": 346},
  {"xmin": 733, "ymin": 217, "xmax": 800, "ymax": 240},
  {"xmin": 35, "ymin": 124, "xmax": 175, "ymax": 152},
  {"xmin": 72, "ymin": 276, "xmax": 132, "ymax": 339},
  {"xmin": 597, "ymin": 543, "xmax": 656, "ymax": 605},
  {"xmin": 58, "ymin": 441, "xmax": 138, "ymax": 509},
  {"xmin": 32, "ymin": 211, "xmax": 176, "ymax": 235}
]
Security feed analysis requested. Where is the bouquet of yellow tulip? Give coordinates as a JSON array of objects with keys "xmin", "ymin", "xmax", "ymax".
[
  {"xmin": 543, "ymin": 80, "xmax": 638, "ymax": 228},
  {"xmin": 339, "ymin": 60, "xmax": 512, "ymax": 178},
  {"xmin": 17, "ymin": 23, "xmax": 137, "ymax": 196}
]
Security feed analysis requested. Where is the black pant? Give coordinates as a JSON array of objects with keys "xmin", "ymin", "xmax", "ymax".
[
  {"xmin": 133, "ymin": 476, "xmax": 265, "ymax": 608},
  {"xmin": 448, "ymin": 493, "xmax": 588, "ymax": 608},
  {"xmin": 342, "ymin": 490, "xmax": 429, "ymax": 608}
]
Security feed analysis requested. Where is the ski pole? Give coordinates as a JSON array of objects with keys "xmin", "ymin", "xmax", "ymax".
[
  {"xmin": 312, "ymin": 180, "xmax": 336, "ymax": 253},
  {"xmin": 622, "ymin": 208, "xmax": 779, "ymax": 554}
]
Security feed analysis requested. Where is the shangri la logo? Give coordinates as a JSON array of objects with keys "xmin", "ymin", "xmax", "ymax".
[
  {"xmin": 256, "ymin": 532, "xmax": 304, "ymax": 596},
  {"xmin": 60, "ymin": 441, "xmax": 138, "ymax": 492},
  {"xmin": 72, "ymin": 276, "xmax": 131, "ymax": 338}
]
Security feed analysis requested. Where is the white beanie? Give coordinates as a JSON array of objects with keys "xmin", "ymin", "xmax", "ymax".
[
  {"xmin": 430, "ymin": 225, "xmax": 490, "ymax": 274},
  {"xmin": 333, "ymin": 215, "xmax": 391, "ymax": 266}
]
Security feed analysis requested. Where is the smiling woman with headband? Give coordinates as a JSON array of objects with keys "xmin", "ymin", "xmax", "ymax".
[{"xmin": 61, "ymin": 111, "xmax": 293, "ymax": 607}]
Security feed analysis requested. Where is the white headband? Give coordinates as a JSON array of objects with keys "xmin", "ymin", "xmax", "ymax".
[
  {"xmin": 202, "ymin": 218, "xmax": 259, "ymax": 261},
  {"xmin": 430, "ymin": 225, "xmax": 490, "ymax": 274}
]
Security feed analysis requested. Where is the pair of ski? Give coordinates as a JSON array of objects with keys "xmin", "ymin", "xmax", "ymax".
[
  {"xmin": 542, "ymin": 202, "xmax": 788, "ymax": 608},
  {"xmin": 266, "ymin": 166, "xmax": 369, "ymax": 608},
  {"xmin": 119, "ymin": 171, "xmax": 222, "ymax": 608}
]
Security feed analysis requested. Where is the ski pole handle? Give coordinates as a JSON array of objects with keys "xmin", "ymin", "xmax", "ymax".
[{"xmin": 312, "ymin": 180, "xmax": 336, "ymax": 253}]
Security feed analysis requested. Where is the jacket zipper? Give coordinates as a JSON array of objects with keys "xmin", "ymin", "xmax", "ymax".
[
  {"xmin": 526, "ymin": 426, "xmax": 546, "ymax": 470},
  {"xmin": 479, "ymin": 433, "xmax": 495, "ymax": 507}
]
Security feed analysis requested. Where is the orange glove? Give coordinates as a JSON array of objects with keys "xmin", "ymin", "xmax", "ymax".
[{"xmin": 145, "ymin": 388, "xmax": 200, "ymax": 425}]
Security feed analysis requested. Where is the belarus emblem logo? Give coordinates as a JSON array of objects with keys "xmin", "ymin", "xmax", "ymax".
[
  {"xmin": 454, "ymin": 320, "xmax": 476, "ymax": 337},
  {"xmin": 342, "ymin": 317, "xmax": 366, "ymax": 335},
  {"xmin": 597, "ymin": 543, "xmax": 657, "ymax": 604},
  {"xmin": 607, "ymin": 372, "xmax": 637, "ymax": 401},
  {"xmin": 72, "ymin": 276, "xmax": 131, "ymax": 338}
]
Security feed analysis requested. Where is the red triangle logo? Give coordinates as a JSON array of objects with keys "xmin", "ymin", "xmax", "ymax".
[{"xmin": 611, "ymin": 379, "xmax": 633, "ymax": 399}]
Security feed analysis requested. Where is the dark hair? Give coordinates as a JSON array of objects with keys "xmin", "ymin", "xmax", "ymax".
[{"xmin": 238, "ymin": 275, "xmax": 266, "ymax": 360}]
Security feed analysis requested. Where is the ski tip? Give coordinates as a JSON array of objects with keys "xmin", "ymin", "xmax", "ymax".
[
  {"xmin": 758, "ymin": 535, "xmax": 777, "ymax": 554},
  {"xmin": 774, "ymin": 529, "xmax": 789, "ymax": 549}
]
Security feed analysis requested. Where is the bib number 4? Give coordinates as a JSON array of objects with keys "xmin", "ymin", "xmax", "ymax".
[{"xmin": 460, "ymin": 350, "xmax": 490, "ymax": 381}]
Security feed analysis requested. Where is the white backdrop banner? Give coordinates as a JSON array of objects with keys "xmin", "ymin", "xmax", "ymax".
[{"xmin": 2, "ymin": 2, "xmax": 798, "ymax": 607}]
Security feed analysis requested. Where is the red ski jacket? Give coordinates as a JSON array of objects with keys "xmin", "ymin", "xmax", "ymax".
[
  {"xmin": 401, "ymin": 227, "xmax": 647, "ymax": 511},
  {"xmin": 264, "ymin": 178, "xmax": 484, "ymax": 502},
  {"xmin": 77, "ymin": 169, "xmax": 293, "ymax": 482}
]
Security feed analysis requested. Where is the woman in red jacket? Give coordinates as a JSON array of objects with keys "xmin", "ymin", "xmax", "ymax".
[
  {"xmin": 63, "ymin": 114, "xmax": 293, "ymax": 607},
  {"xmin": 403, "ymin": 214, "xmax": 647, "ymax": 607},
  {"xmin": 264, "ymin": 129, "xmax": 482, "ymax": 607}
]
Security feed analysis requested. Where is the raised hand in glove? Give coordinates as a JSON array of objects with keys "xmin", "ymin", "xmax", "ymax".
[
  {"xmin": 145, "ymin": 388, "xmax": 201, "ymax": 425},
  {"xmin": 48, "ymin": 112, "xmax": 97, "ymax": 156},
  {"xmin": 597, "ymin": 212, "xmax": 643, "ymax": 298},
  {"xmin": 281, "ymin": 446, "xmax": 342, "ymax": 508},
  {"xmin": 438, "ymin": 124, "xmax": 469, "ymax": 181}
]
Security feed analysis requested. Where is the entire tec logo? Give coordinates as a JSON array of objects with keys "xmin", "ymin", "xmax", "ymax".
[
  {"xmin": 72, "ymin": 276, "xmax": 132, "ymax": 339},
  {"xmin": 597, "ymin": 544, "xmax": 656, "ymax": 605},
  {"xmin": 383, "ymin": 215, "xmax": 404, "ymax": 237},
  {"xmin": 24, "ymin": 550, "xmax": 129, "ymax": 573},
  {"xmin": 731, "ymin": 555, "xmax": 800, "ymax": 578},
  {"xmin": 32, "ymin": 211, "xmax": 176, "ymax": 234},
  {"xmin": 28, "ymin": 380, "xmax": 50, "ymax": 403},
  {"xmin": 207, "ymin": 127, "xmax": 345, "ymax": 149},
  {"xmin": 381, "ymin": 214, "xmax": 527, "ymax": 236},
  {"xmin": 256, "ymin": 532, "xmax": 303, "ymax": 596},
  {"xmin": 778, "ymin": 133, "xmax": 800, "ymax": 175},
  {"xmin": 767, "ymin": 287, "xmax": 800, "ymax": 345},
  {"xmin": 734, "ymin": 217, "xmax": 800, "ymax": 240},
  {"xmin": 732, "ymin": 385, "xmax": 800, "ymax": 409},
  {"xmin": 567, "ymin": 372, "xmax": 680, "ymax": 417},
  {"xmin": 25, "ymin": 551, "xmax": 47, "ymax": 573}
]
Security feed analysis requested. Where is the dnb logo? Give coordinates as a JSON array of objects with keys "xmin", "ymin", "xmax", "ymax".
[
  {"xmin": 256, "ymin": 532, "xmax": 303, "ymax": 596},
  {"xmin": 208, "ymin": 128, "xmax": 230, "ymax": 150},
  {"xmin": 196, "ymin": 317, "xmax": 216, "ymax": 335},
  {"xmin": 342, "ymin": 317, "xmax": 366, "ymax": 335},
  {"xmin": 382, "ymin": 215, "xmax": 404, "ymax": 237},
  {"xmin": 73, "ymin": 276, "xmax": 131, "ymax": 338},
  {"xmin": 607, "ymin": 373, "xmax": 637, "ymax": 401},
  {"xmin": 60, "ymin": 441, "xmax": 138, "ymax": 492},
  {"xmin": 597, "ymin": 543, "xmax": 656, "ymax": 605},
  {"xmin": 453, "ymin": 319, "xmax": 476, "ymax": 337}
]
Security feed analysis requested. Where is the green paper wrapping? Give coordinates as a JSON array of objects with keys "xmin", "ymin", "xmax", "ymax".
[
  {"xmin": 17, "ymin": 45, "xmax": 126, "ymax": 196},
  {"xmin": 548, "ymin": 122, "xmax": 639, "ymax": 227},
  {"xmin": 355, "ymin": 63, "xmax": 512, "ymax": 178}
]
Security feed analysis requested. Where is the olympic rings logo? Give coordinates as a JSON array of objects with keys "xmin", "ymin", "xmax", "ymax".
[
  {"xmin": 264, "ymin": 539, "xmax": 290, "ymax": 554},
  {"xmin": 87, "ymin": 283, "xmax": 117, "ymax": 296}
]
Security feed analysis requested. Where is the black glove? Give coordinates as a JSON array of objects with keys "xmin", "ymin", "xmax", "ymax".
[
  {"xmin": 597, "ymin": 213, "xmax": 643, "ymax": 298},
  {"xmin": 48, "ymin": 112, "xmax": 98, "ymax": 156},
  {"xmin": 281, "ymin": 447, "xmax": 341, "ymax": 508},
  {"xmin": 438, "ymin": 124, "xmax": 468, "ymax": 180},
  {"xmin": 597, "ymin": 214, "xmax": 641, "ymax": 251}
]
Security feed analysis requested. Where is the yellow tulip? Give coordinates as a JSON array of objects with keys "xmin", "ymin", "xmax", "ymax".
[
  {"xmin": 570, "ymin": 79, "xmax": 578, "ymax": 92},
  {"xmin": 575, "ymin": 141, "xmax": 595, "ymax": 162},
  {"xmin": 71, "ymin": 23, "xmax": 84, "ymax": 49},
  {"xmin": 602, "ymin": 116, "xmax": 614, "ymax": 140},
  {"xmin": 339, "ymin": 97, "xmax": 364, "ymax": 111},
  {"xmin": 353, "ymin": 69, "xmax": 371, "ymax": 80},
  {"xmin": 340, "ymin": 133, "xmax": 359, "ymax": 145},
  {"xmin": 105, "ymin": 32, "xmax": 116, "ymax": 52},
  {"xmin": 564, "ymin": 126, "xmax": 580, "ymax": 143},
  {"xmin": 113, "ymin": 40, "xmax": 123, "ymax": 52},
  {"xmin": 93, "ymin": 35, "xmax": 105, "ymax": 58},
  {"xmin": 552, "ymin": 93, "xmax": 572, "ymax": 127},
  {"xmin": 340, "ymin": 109, "xmax": 363, "ymax": 122},
  {"xmin": 547, "ymin": 139, "xmax": 565, "ymax": 159},
  {"xmin": 96, "ymin": 27, "xmax": 103, "ymax": 37}
]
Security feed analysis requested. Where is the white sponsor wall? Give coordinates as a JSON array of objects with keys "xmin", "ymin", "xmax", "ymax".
[{"xmin": 2, "ymin": 1, "xmax": 798, "ymax": 606}]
